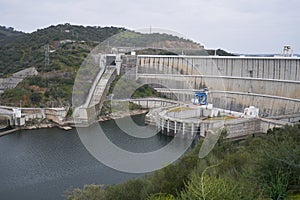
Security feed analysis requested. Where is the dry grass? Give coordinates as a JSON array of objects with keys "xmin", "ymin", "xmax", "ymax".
[{"xmin": 168, "ymin": 106, "xmax": 194, "ymax": 113}]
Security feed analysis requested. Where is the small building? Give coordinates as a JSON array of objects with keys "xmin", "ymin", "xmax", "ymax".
[{"xmin": 12, "ymin": 108, "xmax": 25, "ymax": 126}]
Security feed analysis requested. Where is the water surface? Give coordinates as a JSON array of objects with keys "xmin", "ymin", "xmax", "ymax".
[{"xmin": 0, "ymin": 114, "xmax": 173, "ymax": 200}]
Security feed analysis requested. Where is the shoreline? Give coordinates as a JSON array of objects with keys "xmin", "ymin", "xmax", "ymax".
[
  {"xmin": 0, "ymin": 128, "xmax": 20, "ymax": 137},
  {"xmin": 0, "ymin": 109, "xmax": 149, "ymax": 137},
  {"xmin": 0, "ymin": 123, "xmax": 56, "ymax": 137}
]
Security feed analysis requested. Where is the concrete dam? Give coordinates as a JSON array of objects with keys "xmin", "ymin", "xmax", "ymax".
[
  {"xmin": 136, "ymin": 55, "xmax": 300, "ymax": 117},
  {"xmin": 73, "ymin": 53, "xmax": 299, "ymax": 138}
]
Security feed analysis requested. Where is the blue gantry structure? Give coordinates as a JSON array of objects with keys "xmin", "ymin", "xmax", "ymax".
[{"xmin": 193, "ymin": 89, "xmax": 208, "ymax": 105}]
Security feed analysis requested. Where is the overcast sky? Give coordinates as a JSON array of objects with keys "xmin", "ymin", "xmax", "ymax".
[{"xmin": 1, "ymin": 0, "xmax": 299, "ymax": 54}]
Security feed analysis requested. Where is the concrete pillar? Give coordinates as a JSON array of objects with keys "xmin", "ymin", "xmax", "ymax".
[
  {"xmin": 168, "ymin": 57, "xmax": 171, "ymax": 74},
  {"xmin": 115, "ymin": 54, "xmax": 122, "ymax": 75},
  {"xmin": 183, "ymin": 123, "xmax": 185, "ymax": 135},
  {"xmin": 156, "ymin": 117, "xmax": 160, "ymax": 131},
  {"xmin": 174, "ymin": 121, "xmax": 177, "ymax": 134},
  {"xmin": 167, "ymin": 120, "xmax": 170, "ymax": 133},
  {"xmin": 176, "ymin": 58, "xmax": 179, "ymax": 73},
  {"xmin": 191, "ymin": 123, "xmax": 194, "ymax": 137},
  {"xmin": 148, "ymin": 58, "xmax": 153, "ymax": 71},
  {"xmin": 136, "ymin": 57, "xmax": 139, "ymax": 80}
]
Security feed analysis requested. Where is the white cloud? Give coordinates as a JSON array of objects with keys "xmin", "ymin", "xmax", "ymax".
[{"xmin": 0, "ymin": 0, "xmax": 299, "ymax": 53}]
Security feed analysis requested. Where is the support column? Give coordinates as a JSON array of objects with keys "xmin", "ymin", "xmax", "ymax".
[
  {"xmin": 174, "ymin": 121, "xmax": 177, "ymax": 134},
  {"xmin": 161, "ymin": 119, "xmax": 165, "ymax": 132},
  {"xmin": 183, "ymin": 123, "xmax": 185, "ymax": 135},
  {"xmin": 156, "ymin": 117, "xmax": 160, "ymax": 131},
  {"xmin": 191, "ymin": 123, "xmax": 194, "ymax": 137},
  {"xmin": 167, "ymin": 120, "xmax": 170, "ymax": 133}
]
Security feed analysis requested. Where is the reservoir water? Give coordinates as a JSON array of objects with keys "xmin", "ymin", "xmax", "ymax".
[{"xmin": 0, "ymin": 114, "xmax": 176, "ymax": 200}]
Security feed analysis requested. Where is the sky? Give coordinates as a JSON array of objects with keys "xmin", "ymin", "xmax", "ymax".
[{"xmin": 0, "ymin": 0, "xmax": 299, "ymax": 54}]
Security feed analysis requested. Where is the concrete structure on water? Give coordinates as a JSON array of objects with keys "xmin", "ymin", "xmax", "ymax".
[
  {"xmin": 135, "ymin": 55, "xmax": 300, "ymax": 138},
  {"xmin": 0, "ymin": 106, "xmax": 69, "ymax": 128},
  {"xmin": 0, "ymin": 49, "xmax": 297, "ymax": 140},
  {"xmin": 0, "ymin": 107, "xmax": 24, "ymax": 127},
  {"xmin": 71, "ymin": 53, "xmax": 299, "ymax": 138}
]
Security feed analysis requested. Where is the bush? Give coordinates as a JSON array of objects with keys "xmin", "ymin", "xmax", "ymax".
[
  {"xmin": 179, "ymin": 172, "xmax": 261, "ymax": 200},
  {"xmin": 66, "ymin": 125, "xmax": 300, "ymax": 200},
  {"xmin": 67, "ymin": 185, "xmax": 106, "ymax": 200},
  {"xmin": 30, "ymin": 92, "xmax": 41, "ymax": 103}
]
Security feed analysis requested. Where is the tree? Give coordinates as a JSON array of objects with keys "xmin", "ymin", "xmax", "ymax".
[
  {"xmin": 249, "ymin": 125, "xmax": 300, "ymax": 199},
  {"xmin": 179, "ymin": 172, "xmax": 261, "ymax": 200},
  {"xmin": 66, "ymin": 185, "xmax": 106, "ymax": 200},
  {"xmin": 30, "ymin": 92, "xmax": 42, "ymax": 103}
]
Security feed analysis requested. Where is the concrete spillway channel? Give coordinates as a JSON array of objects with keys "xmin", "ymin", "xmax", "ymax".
[
  {"xmin": 88, "ymin": 67, "xmax": 116, "ymax": 107},
  {"xmin": 73, "ymin": 66, "xmax": 117, "ymax": 126}
]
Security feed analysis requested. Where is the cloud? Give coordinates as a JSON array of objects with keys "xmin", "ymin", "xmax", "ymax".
[{"xmin": 0, "ymin": 0, "xmax": 299, "ymax": 53}]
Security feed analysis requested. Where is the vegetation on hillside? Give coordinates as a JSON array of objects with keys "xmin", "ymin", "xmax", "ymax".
[
  {"xmin": 99, "ymin": 75, "xmax": 160, "ymax": 116},
  {"xmin": 0, "ymin": 41, "xmax": 95, "ymax": 107},
  {"xmin": 207, "ymin": 48, "xmax": 236, "ymax": 56},
  {"xmin": 106, "ymin": 30, "xmax": 202, "ymax": 49},
  {"xmin": 66, "ymin": 124, "xmax": 300, "ymax": 200},
  {"xmin": 0, "ymin": 23, "xmax": 232, "ymax": 107},
  {"xmin": 0, "ymin": 24, "xmax": 124, "ymax": 76},
  {"xmin": 0, "ymin": 26, "xmax": 24, "ymax": 44},
  {"xmin": 135, "ymin": 48, "xmax": 235, "ymax": 56}
]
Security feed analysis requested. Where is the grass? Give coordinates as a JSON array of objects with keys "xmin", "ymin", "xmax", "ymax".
[
  {"xmin": 288, "ymin": 194, "xmax": 300, "ymax": 199},
  {"xmin": 204, "ymin": 115, "xmax": 236, "ymax": 121},
  {"xmin": 168, "ymin": 107, "xmax": 194, "ymax": 113}
]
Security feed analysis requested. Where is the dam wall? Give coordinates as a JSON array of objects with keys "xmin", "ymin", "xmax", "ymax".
[{"xmin": 136, "ymin": 55, "xmax": 300, "ymax": 116}]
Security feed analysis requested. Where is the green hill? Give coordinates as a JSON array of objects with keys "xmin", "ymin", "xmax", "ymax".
[
  {"xmin": 0, "ymin": 24, "xmax": 127, "ymax": 107},
  {"xmin": 0, "ymin": 26, "xmax": 25, "ymax": 44},
  {"xmin": 0, "ymin": 24, "xmax": 125, "ymax": 76},
  {"xmin": 0, "ymin": 23, "xmax": 231, "ymax": 107}
]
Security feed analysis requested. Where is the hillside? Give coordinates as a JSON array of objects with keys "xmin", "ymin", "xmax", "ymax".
[
  {"xmin": 0, "ymin": 23, "xmax": 209, "ymax": 107},
  {"xmin": 0, "ymin": 24, "xmax": 126, "ymax": 76},
  {"xmin": 0, "ymin": 26, "xmax": 25, "ymax": 44}
]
